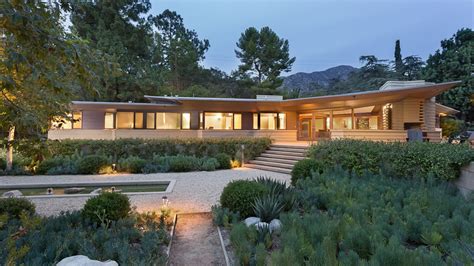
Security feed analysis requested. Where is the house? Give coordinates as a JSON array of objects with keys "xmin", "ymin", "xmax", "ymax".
[{"xmin": 48, "ymin": 80, "xmax": 460, "ymax": 143}]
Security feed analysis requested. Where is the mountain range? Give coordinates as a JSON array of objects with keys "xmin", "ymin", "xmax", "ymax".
[{"xmin": 280, "ymin": 65, "xmax": 357, "ymax": 94}]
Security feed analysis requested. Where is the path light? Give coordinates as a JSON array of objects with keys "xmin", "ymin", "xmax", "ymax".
[
  {"xmin": 111, "ymin": 186, "xmax": 116, "ymax": 192},
  {"xmin": 241, "ymin": 144, "xmax": 245, "ymax": 167},
  {"xmin": 47, "ymin": 188, "xmax": 53, "ymax": 195},
  {"xmin": 161, "ymin": 196, "xmax": 170, "ymax": 207},
  {"xmin": 112, "ymin": 163, "xmax": 116, "ymax": 171}
]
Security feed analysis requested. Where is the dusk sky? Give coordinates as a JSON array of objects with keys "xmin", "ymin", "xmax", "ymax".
[{"xmin": 151, "ymin": 0, "xmax": 473, "ymax": 75}]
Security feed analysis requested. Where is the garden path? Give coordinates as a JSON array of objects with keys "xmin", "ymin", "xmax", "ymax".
[{"xmin": 169, "ymin": 213, "xmax": 225, "ymax": 266}]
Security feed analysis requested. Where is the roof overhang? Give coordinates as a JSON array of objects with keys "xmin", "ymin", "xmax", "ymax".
[{"xmin": 436, "ymin": 103, "xmax": 459, "ymax": 116}]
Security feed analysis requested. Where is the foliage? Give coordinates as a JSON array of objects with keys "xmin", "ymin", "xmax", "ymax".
[
  {"xmin": 291, "ymin": 158, "xmax": 324, "ymax": 185},
  {"xmin": 254, "ymin": 176, "xmax": 297, "ymax": 211},
  {"xmin": 252, "ymin": 193, "xmax": 284, "ymax": 223},
  {"xmin": 235, "ymin": 26, "xmax": 296, "ymax": 89},
  {"xmin": 118, "ymin": 156, "xmax": 147, "ymax": 173},
  {"xmin": 220, "ymin": 180, "xmax": 267, "ymax": 218},
  {"xmin": 76, "ymin": 155, "xmax": 109, "ymax": 175},
  {"xmin": 0, "ymin": 157, "xmax": 5, "ymax": 170},
  {"xmin": 0, "ymin": 211, "xmax": 168, "ymax": 265},
  {"xmin": 308, "ymin": 140, "xmax": 474, "ymax": 181},
  {"xmin": 423, "ymin": 28, "xmax": 474, "ymax": 122},
  {"xmin": 271, "ymin": 168, "xmax": 474, "ymax": 264},
  {"xmin": 82, "ymin": 193, "xmax": 131, "ymax": 225},
  {"xmin": 165, "ymin": 155, "xmax": 201, "ymax": 172},
  {"xmin": 211, "ymin": 205, "xmax": 240, "ymax": 227},
  {"xmin": 201, "ymin": 157, "xmax": 220, "ymax": 171},
  {"xmin": 45, "ymin": 137, "xmax": 271, "ymax": 162},
  {"xmin": 0, "ymin": 198, "xmax": 35, "ymax": 219},
  {"xmin": 215, "ymin": 153, "xmax": 232, "ymax": 169},
  {"xmin": 440, "ymin": 117, "xmax": 465, "ymax": 137},
  {"xmin": 36, "ymin": 153, "xmax": 80, "ymax": 175}
]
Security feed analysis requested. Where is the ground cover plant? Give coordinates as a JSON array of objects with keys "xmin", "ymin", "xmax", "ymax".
[
  {"xmin": 305, "ymin": 139, "xmax": 474, "ymax": 181},
  {"xmin": 0, "ymin": 194, "xmax": 171, "ymax": 265}
]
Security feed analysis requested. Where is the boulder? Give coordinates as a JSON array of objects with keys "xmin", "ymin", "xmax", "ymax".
[
  {"xmin": 57, "ymin": 255, "xmax": 118, "ymax": 266},
  {"xmin": 90, "ymin": 188, "xmax": 102, "ymax": 194},
  {"xmin": 244, "ymin": 217, "xmax": 261, "ymax": 227},
  {"xmin": 2, "ymin": 190, "xmax": 22, "ymax": 197},
  {"xmin": 269, "ymin": 219, "xmax": 282, "ymax": 234},
  {"xmin": 63, "ymin": 187, "xmax": 86, "ymax": 194}
]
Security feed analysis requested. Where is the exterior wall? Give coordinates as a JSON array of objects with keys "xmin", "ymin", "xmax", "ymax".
[
  {"xmin": 286, "ymin": 112, "xmax": 297, "ymax": 130},
  {"xmin": 242, "ymin": 112, "xmax": 254, "ymax": 130},
  {"xmin": 330, "ymin": 130, "xmax": 408, "ymax": 142},
  {"xmin": 423, "ymin": 98, "xmax": 436, "ymax": 131},
  {"xmin": 391, "ymin": 102, "xmax": 404, "ymax": 130},
  {"xmin": 48, "ymin": 129, "xmax": 298, "ymax": 141},
  {"xmin": 82, "ymin": 111, "xmax": 105, "ymax": 129}
]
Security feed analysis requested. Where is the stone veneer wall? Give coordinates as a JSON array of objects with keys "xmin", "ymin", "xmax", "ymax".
[{"xmin": 455, "ymin": 162, "xmax": 474, "ymax": 197}]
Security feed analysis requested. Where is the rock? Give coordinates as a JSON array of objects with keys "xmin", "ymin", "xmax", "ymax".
[
  {"xmin": 57, "ymin": 255, "xmax": 118, "ymax": 266},
  {"xmin": 90, "ymin": 188, "xmax": 102, "ymax": 194},
  {"xmin": 269, "ymin": 219, "xmax": 282, "ymax": 234},
  {"xmin": 2, "ymin": 190, "xmax": 22, "ymax": 197},
  {"xmin": 254, "ymin": 222, "xmax": 270, "ymax": 231},
  {"xmin": 244, "ymin": 217, "xmax": 261, "ymax": 227},
  {"xmin": 63, "ymin": 187, "xmax": 86, "ymax": 194}
]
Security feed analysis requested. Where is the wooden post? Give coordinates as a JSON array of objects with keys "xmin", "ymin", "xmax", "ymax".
[
  {"xmin": 351, "ymin": 108, "xmax": 355, "ymax": 129},
  {"xmin": 330, "ymin": 111, "xmax": 334, "ymax": 130}
]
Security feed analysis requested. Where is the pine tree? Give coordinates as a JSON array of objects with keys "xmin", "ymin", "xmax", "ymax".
[{"xmin": 394, "ymin": 40, "xmax": 403, "ymax": 77}]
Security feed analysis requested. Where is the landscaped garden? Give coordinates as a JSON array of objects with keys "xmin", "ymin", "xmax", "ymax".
[
  {"xmin": 213, "ymin": 140, "xmax": 474, "ymax": 265},
  {"xmin": 0, "ymin": 137, "xmax": 271, "ymax": 175}
]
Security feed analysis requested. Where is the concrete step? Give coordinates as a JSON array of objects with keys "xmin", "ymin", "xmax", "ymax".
[
  {"xmin": 255, "ymin": 157, "xmax": 298, "ymax": 165},
  {"xmin": 264, "ymin": 150, "xmax": 306, "ymax": 157},
  {"xmin": 249, "ymin": 160, "xmax": 294, "ymax": 169},
  {"xmin": 259, "ymin": 153, "xmax": 306, "ymax": 160},
  {"xmin": 269, "ymin": 147, "xmax": 309, "ymax": 153},
  {"xmin": 245, "ymin": 164, "xmax": 292, "ymax": 174}
]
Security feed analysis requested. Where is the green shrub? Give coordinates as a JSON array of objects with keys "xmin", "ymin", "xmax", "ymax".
[
  {"xmin": 211, "ymin": 205, "xmax": 240, "ymax": 227},
  {"xmin": 220, "ymin": 180, "xmax": 266, "ymax": 218},
  {"xmin": 252, "ymin": 193, "xmax": 284, "ymax": 223},
  {"xmin": 308, "ymin": 140, "xmax": 474, "ymax": 181},
  {"xmin": 118, "ymin": 156, "xmax": 147, "ymax": 173},
  {"xmin": 291, "ymin": 158, "xmax": 324, "ymax": 185},
  {"xmin": 37, "ymin": 156, "xmax": 68, "ymax": 175},
  {"xmin": 77, "ymin": 155, "xmax": 109, "ymax": 174},
  {"xmin": 37, "ymin": 155, "xmax": 79, "ymax": 175},
  {"xmin": 82, "ymin": 192, "xmax": 131, "ymax": 224},
  {"xmin": 168, "ymin": 155, "xmax": 201, "ymax": 172},
  {"xmin": 0, "ymin": 158, "xmax": 5, "ymax": 170},
  {"xmin": 201, "ymin": 158, "xmax": 219, "ymax": 171},
  {"xmin": 0, "ymin": 197, "xmax": 35, "ymax": 218},
  {"xmin": 215, "ymin": 153, "xmax": 232, "ymax": 169}
]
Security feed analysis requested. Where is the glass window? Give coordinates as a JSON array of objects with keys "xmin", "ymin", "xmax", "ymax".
[
  {"xmin": 253, "ymin": 113, "xmax": 259, "ymax": 129},
  {"xmin": 278, "ymin": 113, "xmax": 286, "ymax": 129},
  {"xmin": 156, "ymin": 112, "xmax": 181, "ymax": 129},
  {"xmin": 182, "ymin": 113, "xmax": 191, "ymax": 129},
  {"xmin": 234, "ymin": 114, "xmax": 242, "ymax": 130},
  {"xmin": 134, "ymin": 112, "xmax": 144, "ymax": 129},
  {"xmin": 205, "ymin": 112, "xmax": 233, "ymax": 130},
  {"xmin": 72, "ymin": 112, "xmax": 82, "ymax": 129},
  {"xmin": 146, "ymin": 113, "xmax": 155, "ymax": 129},
  {"xmin": 105, "ymin": 113, "xmax": 114, "ymax": 129},
  {"xmin": 260, "ymin": 113, "xmax": 278, "ymax": 130},
  {"xmin": 333, "ymin": 116, "xmax": 352, "ymax": 129},
  {"xmin": 116, "ymin": 112, "xmax": 134, "ymax": 129},
  {"xmin": 199, "ymin": 112, "xmax": 204, "ymax": 129}
]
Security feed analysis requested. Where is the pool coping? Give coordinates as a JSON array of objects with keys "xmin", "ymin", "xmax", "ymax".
[{"xmin": 0, "ymin": 179, "xmax": 176, "ymax": 199}]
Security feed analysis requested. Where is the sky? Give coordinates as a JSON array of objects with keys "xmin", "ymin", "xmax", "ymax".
[{"xmin": 150, "ymin": 0, "xmax": 473, "ymax": 75}]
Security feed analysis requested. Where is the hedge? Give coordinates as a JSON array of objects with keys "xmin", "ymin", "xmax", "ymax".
[
  {"xmin": 45, "ymin": 137, "xmax": 271, "ymax": 162},
  {"xmin": 307, "ymin": 140, "xmax": 474, "ymax": 181}
]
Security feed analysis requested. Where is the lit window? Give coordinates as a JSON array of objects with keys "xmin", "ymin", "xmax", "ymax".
[
  {"xmin": 72, "ymin": 112, "xmax": 82, "ymax": 129},
  {"xmin": 182, "ymin": 113, "xmax": 191, "ymax": 129},
  {"xmin": 205, "ymin": 112, "xmax": 233, "ymax": 130},
  {"xmin": 199, "ymin": 113, "xmax": 204, "ymax": 129},
  {"xmin": 156, "ymin": 113, "xmax": 181, "ymax": 129},
  {"xmin": 253, "ymin": 113, "xmax": 259, "ymax": 129},
  {"xmin": 105, "ymin": 113, "xmax": 114, "ymax": 129},
  {"xmin": 146, "ymin": 113, "xmax": 155, "ymax": 129},
  {"xmin": 260, "ymin": 113, "xmax": 278, "ymax": 130},
  {"xmin": 116, "ymin": 112, "xmax": 134, "ymax": 129},
  {"xmin": 234, "ymin": 114, "xmax": 242, "ymax": 130},
  {"xmin": 278, "ymin": 113, "xmax": 286, "ymax": 129},
  {"xmin": 135, "ymin": 112, "xmax": 144, "ymax": 129},
  {"xmin": 333, "ymin": 116, "xmax": 352, "ymax": 129}
]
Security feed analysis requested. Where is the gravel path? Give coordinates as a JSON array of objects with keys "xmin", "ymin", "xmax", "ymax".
[
  {"xmin": 0, "ymin": 168, "xmax": 290, "ymax": 216},
  {"xmin": 169, "ymin": 213, "xmax": 225, "ymax": 266}
]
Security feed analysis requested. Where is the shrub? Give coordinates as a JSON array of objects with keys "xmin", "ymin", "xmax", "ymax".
[
  {"xmin": 37, "ymin": 156, "xmax": 68, "ymax": 175},
  {"xmin": 252, "ymin": 193, "xmax": 284, "ymax": 223},
  {"xmin": 201, "ymin": 158, "xmax": 219, "ymax": 171},
  {"xmin": 118, "ymin": 156, "xmax": 147, "ymax": 173},
  {"xmin": 220, "ymin": 180, "xmax": 266, "ymax": 218},
  {"xmin": 168, "ymin": 155, "xmax": 201, "ymax": 172},
  {"xmin": 211, "ymin": 205, "xmax": 240, "ymax": 227},
  {"xmin": 291, "ymin": 158, "xmax": 324, "ymax": 185},
  {"xmin": 82, "ymin": 192, "xmax": 131, "ymax": 224},
  {"xmin": 77, "ymin": 155, "xmax": 109, "ymax": 174},
  {"xmin": 308, "ymin": 140, "xmax": 474, "ymax": 181},
  {"xmin": 0, "ymin": 158, "xmax": 5, "ymax": 170},
  {"xmin": 0, "ymin": 198, "xmax": 35, "ymax": 218},
  {"xmin": 215, "ymin": 153, "xmax": 232, "ymax": 169}
]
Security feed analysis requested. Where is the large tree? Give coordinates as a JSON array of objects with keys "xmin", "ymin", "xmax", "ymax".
[
  {"xmin": 394, "ymin": 40, "xmax": 403, "ymax": 76},
  {"xmin": 235, "ymin": 26, "xmax": 295, "ymax": 89},
  {"xmin": 150, "ymin": 9, "xmax": 210, "ymax": 92},
  {"xmin": 0, "ymin": 1, "xmax": 102, "ymax": 170},
  {"xmin": 68, "ymin": 0, "xmax": 158, "ymax": 101},
  {"xmin": 423, "ymin": 28, "xmax": 473, "ymax": 122}
]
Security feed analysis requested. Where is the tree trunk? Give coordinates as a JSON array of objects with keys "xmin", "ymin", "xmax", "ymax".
[{"xmin": 6, "ymin": 125, "xmax": 15, "ymax": 171}]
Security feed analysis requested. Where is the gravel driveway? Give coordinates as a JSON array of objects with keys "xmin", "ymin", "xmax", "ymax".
[{"xmin": 0, "ymin": 168, "xmax": 290, "ymax": 216}]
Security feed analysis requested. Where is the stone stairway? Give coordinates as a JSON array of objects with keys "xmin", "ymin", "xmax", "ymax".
[{"xmin": 246, "ymin": 144, "xmax": 308, "ymax": 174}]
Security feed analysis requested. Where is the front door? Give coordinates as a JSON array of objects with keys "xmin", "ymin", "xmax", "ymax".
[{"xmin": 299, "ymin": 118, "xmax": 312, "ymax": 140}]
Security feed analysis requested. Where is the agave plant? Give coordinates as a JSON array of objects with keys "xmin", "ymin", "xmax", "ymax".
[
  {"xmin": 254, "ymin": 176, "xmax": 288, "ymax": 196},
  {"xmin": 252, "ymin": 193, "xmax": 284, "ymax": 223}
]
